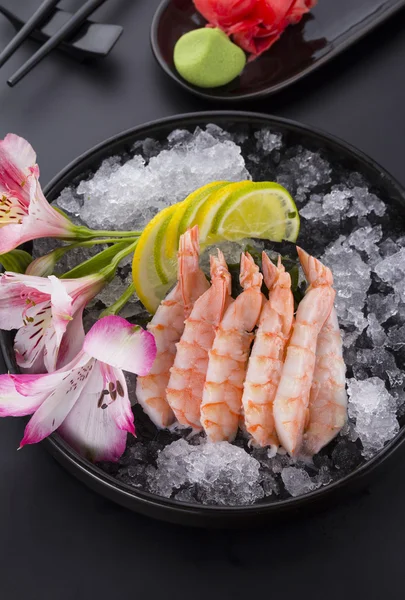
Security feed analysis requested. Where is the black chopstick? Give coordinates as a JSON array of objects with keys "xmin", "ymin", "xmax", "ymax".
[
  {"xmin": 0, "ymin": 0, "xmax": 60, "ymax": 69},
  {"xmin": 7, "ymin": 0, "xmax": 109, "ymax": 87}
]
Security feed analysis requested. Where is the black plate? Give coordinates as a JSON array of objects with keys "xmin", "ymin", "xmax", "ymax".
[
  {"xmin": 2, "ymin": 111, "xmax": 405, "ymax": 528},
  {"xmin": 150, "ymin": 0, "xmax": 405, "ymax": 102}
]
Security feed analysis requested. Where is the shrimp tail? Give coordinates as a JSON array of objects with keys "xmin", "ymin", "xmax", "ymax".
[
  {"xmin": 179, "ymin": 226, "xmax": 208, "ymax": 316},
  {"xmin": 297, "ymin": 246, "xmax": 333, "ymax": 287},
  {"xmin": 210, "ymin": 250, "xmax": 232, "ymax": 293},
  {"xmin": 210, "ymin": 250, "xmax": 232, "ymax": 317},
  {"xmin": 261, "ymin": 252, "xmax": 279, "ymax": 291},
  {"xmin": 240, "ymin": 252, "xmax": 262, "ymax": 290}
]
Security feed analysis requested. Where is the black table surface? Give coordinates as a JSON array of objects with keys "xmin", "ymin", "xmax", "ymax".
[{"xmin": 1, "ymin": 1, "xmax": 405, "ymax": 599}]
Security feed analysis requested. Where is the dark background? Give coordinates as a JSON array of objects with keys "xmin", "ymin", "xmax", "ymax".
[{"xmin": 1, "ymin": 1, "xmax": 405, "ymax": 599}]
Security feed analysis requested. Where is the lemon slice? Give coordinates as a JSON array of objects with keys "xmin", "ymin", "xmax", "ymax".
[
  {"xmin": 132, "ymin": 203, "xmax": 179, "ymax": 313},
  {"xmin": 196, "ymin": 181, "xmax": 299, "ymax": 245},
  {"xmin": 165, "ymin": 181, "xmax": 230, "ymax": 263}
]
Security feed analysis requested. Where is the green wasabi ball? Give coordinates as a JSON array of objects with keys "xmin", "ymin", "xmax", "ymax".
[{"xmin": 174, "ymin": 28, "xmax": 246, "ymax": 88}]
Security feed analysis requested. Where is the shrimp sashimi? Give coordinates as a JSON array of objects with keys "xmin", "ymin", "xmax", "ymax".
[
  {"xmin": 242, "ymin": 253, "xmax": 294, "ymax": 450},
  {"xmin": 166, "ymin": 251, "xmax": 232, "ymax": 430},
  {"xmin": 135, "ymin": 226, "xmax": 209, "ymax": 428},
  {"xmin": 201, "ymin": 252, "xmax": 263, "ymax": 442},
  {"xmin": 273, "ymin": 248, "xmax": 335, "ymax": 456},
  {"xmin": 298, "ymin": 248, "xmax": 347, "ymax": 456}
]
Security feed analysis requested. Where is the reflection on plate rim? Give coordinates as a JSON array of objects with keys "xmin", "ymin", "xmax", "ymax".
[
  {"xmin": 150, "ymin": 0, "xmax": 405, "ymax": 101},
  {"xmin": 1, "ymin": 111, "xmax": 405, "ymax": 526}
]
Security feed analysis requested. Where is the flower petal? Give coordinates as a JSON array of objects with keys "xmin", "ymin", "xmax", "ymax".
[
  {"xmin": 14, "ymin": 302, "xmax": 51, "ymax": 371},
  {"xmin": 0, "ymin": 134, "xmax": 37, "ymax": 206},
  {"xmin": 27, "ymin": 180, "xmax": 74, "ymax": 237},
  {"xmin": 100, "ymin": 364, "xmax": 135, "ymax": 435},
  {"xmin": 83, "ymin": 316, "xmax": 157, "ymax": 376},
  {"xmin": 55, "ymin": 307, "xmax": 86, "ymax": 371},
  {"xmin": 0, "ymin": 270, "xmax": 52, "ymax": 295},
  {"xmin": 12, "ymin": 350, "xmax": 90, "ymax": 397},
  {"xmin": 48, "ymin": 275, "xmax": 74, "ymax": 346},
  {"xmin": 0, "ymin": 180, "xmax": 76, "ymax": 254},
  {"xmin": 58, "ymin": 361, "xmax": 128, "ymax": 462},
  {"xmin": 0, "ymin": 278, "xmax": 27, "ymax": 330},
  {"xmin": 20, "ymin": 357, "xmax": 95, "ymax": 447},
  {"xmin": 0, "ymin": 374, "xmax": 45, "ymax": 417}
]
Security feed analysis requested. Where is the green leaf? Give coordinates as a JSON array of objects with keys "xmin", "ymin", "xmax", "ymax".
[
  {"xmin": 61, "ymin": 242, "xmax": 132, "ymax": 279},
  {"xmin": 0, "ymin": 249, "xmax": 33, "ymax": 273}
]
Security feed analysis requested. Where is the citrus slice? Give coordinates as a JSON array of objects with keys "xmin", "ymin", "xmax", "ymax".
[
  {"xmin": 165, "ymin": 181, "xmax": 230, "ymax": 264},
  {"xmin": 132, "ymin": 203, "xmax": 180, "ymax": 313},
  {"xmin": 133, "ymin": 181, "xmax": 300, "ymax": 314},
  {"xmin": 195, "ymin": 181, "xmax": 299, "ymax": 245}
]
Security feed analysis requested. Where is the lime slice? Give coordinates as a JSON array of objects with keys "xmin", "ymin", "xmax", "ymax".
[
  {"xmin": 196, "ymin": 181, "xmax": 299, "ymax": 245},
  {"xmin": 165, "ymin": 181, "xmax": 230, "ymax": 263},
  {"xmin": 132, "ymin": 203, "xmax": 179, "ymax": 314},
  {"xmin": 193, "ymin": 181, "xmax": 253, "ymax": 244}
]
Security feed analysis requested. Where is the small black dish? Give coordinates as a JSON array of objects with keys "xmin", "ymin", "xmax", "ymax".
[
  {"xmin": 0, "ymin": 0, "xmax": 123, "ymax": 60},
  {"xmin": 150, "ymin": 0, "xmax": 405, "ymax": 102},
  {"xmin": 1, "ymin": 111, "xmax": 405, "ymax": 528}
]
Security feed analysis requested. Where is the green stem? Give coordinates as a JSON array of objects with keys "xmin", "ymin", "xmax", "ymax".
[
  {"xmin": 99, "ymin": 240, "xmax": 139, "ymax": 282},
  {"xmin": 63, "ymin": 237, "xmax": 138, "ymax": 251},
  {"xmin": 100, "ymin": 283, "xmax": 136, "ymax": 318},
  {"xmin": 73, "ymin": 226, "xmax": 141, "ymax": 240}
]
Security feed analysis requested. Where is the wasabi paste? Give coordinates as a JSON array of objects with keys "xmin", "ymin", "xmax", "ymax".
[{"xmin": 174, "ymin": 28, "xmax": 246, "ymax": 88}]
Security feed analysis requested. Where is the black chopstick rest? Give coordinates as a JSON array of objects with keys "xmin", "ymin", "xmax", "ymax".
[
  {"xmin": 8, "ymin": 0, "xmax": 112, "ymax": 86},
  {"xmin": 0, "ymin": 1, "xmax": 122, "ymax": 72}
]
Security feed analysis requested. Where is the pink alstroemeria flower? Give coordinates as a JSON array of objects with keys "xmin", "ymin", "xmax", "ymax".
[
  {"xmin": 0, "ymin": 133, "xmax": 78, "ymax": 254},
  {"xmin": 0, "ymin": 271, "xmax": 105, "ymax": 373},
  {"xmin": 0, "ymin": 316, "xmax": 157, "ymax": 462}
]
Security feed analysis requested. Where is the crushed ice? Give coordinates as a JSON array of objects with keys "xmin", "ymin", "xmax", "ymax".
[
  {"xmin": 32, "ymin": 124, "xmax": 405, "ymax": 504},
  {"xmin": 149, "ymin": 439, "xmax": 264, "ymax": 506},
  {"xmin": 56, "ymin": 127, "xmax": 250, "ymax": 232},
  {"xmin": 347, "ymin": 378, "xmax": 399, "ymax": 458}
]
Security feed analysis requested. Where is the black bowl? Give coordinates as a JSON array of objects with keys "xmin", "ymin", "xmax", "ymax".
[
  {"xmin": 2, "ymin": 111, "xmax": 405, "ymax": 528},
  {"xmin": 150, "ymin": 0, "xmax": 405, "ymax": 102}
]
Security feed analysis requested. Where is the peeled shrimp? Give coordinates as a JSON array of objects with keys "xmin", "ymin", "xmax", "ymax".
[
  {"xmin": 242, "ymin": 253, "xmax": 294, "ymax": 450},
  {"xmin": 201, "ymin": 252, "xmax": 263, "ymax": 442},
  {"xmin": 297, "ymin": 247, "xmax": 347, "ymax": 456},
  {"xmin": 136, "ymin": 226, "xmax": 209, "ymax": 428},
  {"xmin": 273, "ymin": 248, "xmax": 335, "ymax": 456},
  {"xmin": 166, "ymin": 251, "xmax": 232, "ymax": 430}
]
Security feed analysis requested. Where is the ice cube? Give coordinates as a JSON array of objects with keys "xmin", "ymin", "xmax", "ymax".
[
  {"xmin": 354, "ymin": 348, "xmax": 404, "ymax": 386},
  {"xmin": 387, "ymin": 323, "xmax": 405, "ymax": 351},
  {"xmin": 54, "ymin": 186, "xmax": 83, "ymax": 222},
  {"xmin": 300, "ymin": 187, "xmax": 352, "ymax": 223},
  {"xmin": 366, "ymin": 313, "xmax": 387, "ymax": 347},
  {"xmin": 346, "ymin": 187, "xmax": 386, "ymax": 219},
  {"xmin": 367, "ymin": 293, "xmax": 399, "ymax": 323},
  {"xmin": 347, "ymin": 377, "xmax": 399, "ymax": 458},
  {"xmin": 254, "ymin": 128, "xmax": 283, "ymax": 154},
  {"xmin": 261, "ymin": 472, "xmax": 280, "ymax": 496},
  {"xmin": 281, "ymin": 467, "xmax": 317, "ymax": 497},
  {"xmin": 149, "ymin": 439, "xmax": 264, "ymax": 506},
  {"xmin": 346, "ymin": 224, "xmax": 382, "ymax": 266},
  {"xmin": 276, "ymin": 147, "xmax": 332, "ymax": 203},
  {"xmin": 322, "ymin": 237, "xmax": 371, "ymax": 338},
  {"xmin": 379, "ymin": 238, "xmax": 400, "ymax": 258},
  {"xmin": 374, "ymin": 248, "xmax": 405, "ymax": 303}
]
